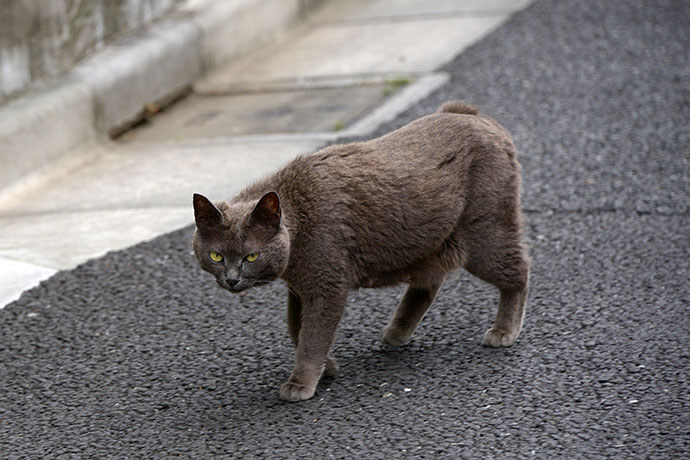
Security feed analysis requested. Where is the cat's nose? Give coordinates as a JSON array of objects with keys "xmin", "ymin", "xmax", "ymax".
[{"xmin": 226, "ymin": 278, "xmax": 240, "ymax": 287}]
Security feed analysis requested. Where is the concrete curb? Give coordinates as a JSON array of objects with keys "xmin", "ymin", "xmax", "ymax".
[
  {"xmin": 0, "ymin": 79, "xmax": 96, "ymax": 193},
  {"xmin": 0, "ymin": 0, "xmax": 327, "ymax": 193},
  {"xmin": 72, "ymin": 18, "xmax": 202, "ymax": 135},
  {"xmin": 189, "ymin": 0, "xmax": 323, "ymax": 73}
]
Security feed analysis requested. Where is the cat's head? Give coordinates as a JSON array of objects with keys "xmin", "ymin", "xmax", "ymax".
[{"xmin": 192, "ymin": 192, "xmax": 290, "ymax": 293}]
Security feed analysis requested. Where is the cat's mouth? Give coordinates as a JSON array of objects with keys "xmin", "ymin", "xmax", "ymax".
[{"xmin": 219, "ymin": 278, "xmax": 272, "ymax": 293}]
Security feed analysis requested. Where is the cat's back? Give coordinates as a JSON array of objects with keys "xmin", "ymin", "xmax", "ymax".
[
  {"xmin": 290, "ymin": 104, "xmax": 514, "ymax": 191},
  {"xmin": 369, "ymin": 105, "xmax": 514, "ymax": 169},
  {"xmin": 270, "ymin": 103, "xmax": 517, "ymax": 224}
]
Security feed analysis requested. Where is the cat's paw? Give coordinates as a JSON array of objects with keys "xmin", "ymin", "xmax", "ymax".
[
  {"xmin": 381, "ymin": 326, "xmax": 410, "ymax": 347},
  {"xmin": 280, "ymin": 381, "xmax": 316, "ymax": 402},
  {"xmin": 482, "ymin": 327, "xmax": 519, "ymax": 347}
]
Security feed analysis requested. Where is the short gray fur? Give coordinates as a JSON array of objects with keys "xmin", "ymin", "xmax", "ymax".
[{"xmin": 193, "ymin": 102, "xmax": 530, "ymax": 401}]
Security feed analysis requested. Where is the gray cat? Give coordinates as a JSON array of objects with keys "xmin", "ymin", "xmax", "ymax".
[{"xmin": 192, "ymin": 101, "xmax": 530, "ymax": 402}]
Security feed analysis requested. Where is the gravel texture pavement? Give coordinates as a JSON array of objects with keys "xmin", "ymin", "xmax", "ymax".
[{"xmin": 1, "ymin": 0, "xmax": 688, "ymax": 458}]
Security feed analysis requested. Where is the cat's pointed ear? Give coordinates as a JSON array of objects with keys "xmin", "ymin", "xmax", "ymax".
[
  {"xmin": 247, "ymin": 191, "xmax": 281, "ymax": 238},
  {"xmin": 193, "ymin": 193, "xmax": 222, "ymax": 234}
]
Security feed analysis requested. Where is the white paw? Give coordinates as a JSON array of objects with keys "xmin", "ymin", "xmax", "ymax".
[
  {"xmin": 483, "ymin": 327, "xmax": 519, "ymax": 347},
  {"xmin": 279, "ymin": 381, "xmax": 316, "ymax": 402}
]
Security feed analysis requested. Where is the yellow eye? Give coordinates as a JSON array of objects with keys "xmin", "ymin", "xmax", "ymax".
[
  {"xmin": 245, "ymin": 253, "xmax": 259, "ymax": 263},
  {"xmin": 209, "ymin": 251, "xmax": 223, "ymax": 263}
]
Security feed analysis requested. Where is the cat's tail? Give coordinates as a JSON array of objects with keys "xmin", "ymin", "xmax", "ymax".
[{"xmin": 437, "ymin": 101, "xmax": 479, "ymax": 116}]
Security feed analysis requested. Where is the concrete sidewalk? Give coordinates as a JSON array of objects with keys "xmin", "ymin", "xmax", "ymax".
[{"xmin": 0, "ymin": 0, "xmax": 531, "ymax": 307}]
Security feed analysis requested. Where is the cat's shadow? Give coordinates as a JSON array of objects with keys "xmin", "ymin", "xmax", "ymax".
[
  {"xmin": 337, "ymin": 337, "xmax": 482, "ymax": 380},
  {"xmin": 184, "ymin": 333, "xmax": 524, "ymax": 436}
]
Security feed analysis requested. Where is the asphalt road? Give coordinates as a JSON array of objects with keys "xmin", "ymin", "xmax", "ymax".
[{"xmin": 2, "ymin": 0, "xmax": 689, "ymax": 458}]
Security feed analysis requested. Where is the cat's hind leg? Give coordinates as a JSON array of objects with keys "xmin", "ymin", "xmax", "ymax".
[
  {"xmin": 382, "ymin": 275, "xmax": 445, "ymax": 346},
  {"xmin": 464, "ymin": 237, "xmax": 529, "ymax": 347}
]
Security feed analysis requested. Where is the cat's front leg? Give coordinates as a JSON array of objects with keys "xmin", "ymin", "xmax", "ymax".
[
  {"xmin": 287, "ymin": 288, "xmax": 339, "ymax": 379},
  {"xmin": 280, "ymin": 291, "xmax": 346, "ymax": 402}
]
